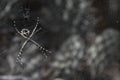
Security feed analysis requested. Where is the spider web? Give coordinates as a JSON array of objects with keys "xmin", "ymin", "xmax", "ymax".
[{"xmin": 12, "ymin": 7, "xmax": 52, "ymax": 69}]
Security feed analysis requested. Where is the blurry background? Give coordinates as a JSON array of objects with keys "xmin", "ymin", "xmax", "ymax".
[{"xmin": 0, "ymin": 0, "xmax": 120, "ymax": 80}]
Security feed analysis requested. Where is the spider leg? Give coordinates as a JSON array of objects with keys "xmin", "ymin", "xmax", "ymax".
[
  {"xmin": 35, "ymin": 27, "xmax": 42, "ymax": 34},
  {"xmin": 28, "ymin": 39, "xmax": 52, "ymax": 58},
  {"xmin": 16, "ymin": 38, "xmax": 29, "ymax": 66}
]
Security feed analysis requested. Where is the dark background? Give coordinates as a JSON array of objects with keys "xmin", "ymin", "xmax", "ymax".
[{"xmin": 0, "ymin": 0, "xmax": 120, "ymax": 80}]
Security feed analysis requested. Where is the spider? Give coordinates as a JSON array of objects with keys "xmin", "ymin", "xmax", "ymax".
[
  {"xmin": 21, "ymin": 28, "xmax": 30, "ymax": 37},
  {"xmin": 13, "ymin": 17, "xmax": 52, "ymax": 67}
]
